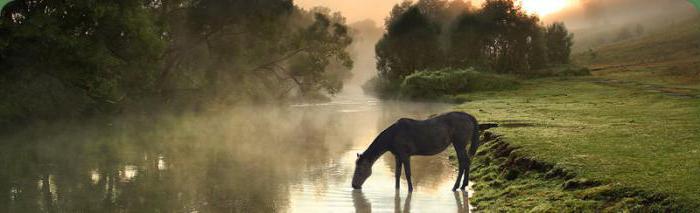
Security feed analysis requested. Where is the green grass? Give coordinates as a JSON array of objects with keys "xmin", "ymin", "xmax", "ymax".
[
  {"xmin": 455, "ymin": 77, "xmax": 700, "ymax": 209},
  {"xmin": 450, "ymin": 16, "xmax": 700, "ymax": 210}
]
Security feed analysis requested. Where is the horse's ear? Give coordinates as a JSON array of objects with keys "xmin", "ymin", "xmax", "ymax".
[{"xmin": 357, "ymin": 153, "xmax": 361, "ymax": 158}]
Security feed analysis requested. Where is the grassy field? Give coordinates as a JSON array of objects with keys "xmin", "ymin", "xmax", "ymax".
[
  {"xmin": 454, "ymin": 16, "xmax": 700, "ymax": 210},
  {"xmin": 573, "ymin": 16, "xmax": 700, "ymax": 90},
  {"xmin": 453, "ymin": 76, "xmax": 700, "ymax": 210}
]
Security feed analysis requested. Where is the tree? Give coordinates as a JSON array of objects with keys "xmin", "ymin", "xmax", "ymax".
[
  {"xmin": 445, "ymin": 0, "xmax": 472, "ymax": 20},
  {"xmin": 448, "ymin": 12, "xmax": 486, "ymax": 69},
  {"xmin": 376, "ymin": 6, "xmax": 442, "ymax": 81},
  {"xmin": 415, "ymin": 0, "xmax": 449, "ymax": 23},
  {"xmin": 385, "ymin": 0, "xmax": 414, "ymax": 29},
  {"xmin": 155, "ymin": 1, "xmax": 354, "ymax": 103},
  {"xmin": 528, "ymin": 26, "xmax": 549, "ymax": 70},
  {"xmin": 0, "ymin": 0, "xmax": 165, "ymax": 108},
  {"xmin": 0, "ymin": 0, "xmax": 356, "ymax": 123},
  {"xmin": 545, "ymin": 22, "xmax": 574, "ymax": 64}
]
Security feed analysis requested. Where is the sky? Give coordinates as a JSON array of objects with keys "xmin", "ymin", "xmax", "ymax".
[
  {"xmin": 295, "ymin": 0, "xmax": 576, "ymax": 24},
  {"xmin": 295, "ymin": 0, "xmax": 408, "ymax": 24},
  {"xmin": 295, "ymin": 0, "xmax": 698, "ymax": 30}
]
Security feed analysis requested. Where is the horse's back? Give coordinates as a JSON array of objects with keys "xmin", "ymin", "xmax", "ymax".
[{"xmin": 390, "ymin": 116, "xmax": 453, "ymax": 155}]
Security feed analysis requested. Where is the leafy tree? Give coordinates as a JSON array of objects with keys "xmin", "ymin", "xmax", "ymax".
[
  {"xmin": 0, "ymin": 0, "xmax": 165, "ymax": 110},
  {"xmin": 376, "ymin": 6, "xmax": 442, "ymax": 81},
  {"xmin": 528, "ymin": 26, "xmax": 549, "ymax": 70},
  {"xmin": 373, "ymin": 0, "xmax": 576, "ymax": 98},
  {"xmin": 448, "ymin": 12, "xmax": 486, "ymax": 69},
  {"xmin": 445, "ymin": 0, "xmax": 472, "ymax": 20},
  {"xmin": 0, "ymin": 0, "xmax": 355, "ymax": 124},
  {"xmin": 545, "ymin": 22, "xmax": 574, "ymax": 64},
  {"xmin": 158, "ymin": 1, "xmax": 353, "ymax": 103},
  {"xmin": 385, "ymin": 1, "xmax": 415, "ymax": 29},
  {"xmin": 478, "ymin": 0, "xmax": 539, "ymax": 73},
  {"xmin": 415, "ymin": 0, "xmax": 449, "ymax": 23}
]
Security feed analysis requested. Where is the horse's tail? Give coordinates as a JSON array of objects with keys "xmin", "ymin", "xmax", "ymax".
[
  {"xmin": 479, "ymin": 124, "xmax": 498, "ymax": 131},
  {"xmin": 468, "ymin": 119, "xmax": 480, "ymax": 159}
]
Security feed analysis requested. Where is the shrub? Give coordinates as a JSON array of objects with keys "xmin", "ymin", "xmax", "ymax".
[
  {"xmin": 399, "ymin": 68, "xmax": 519, "ymax": 100},
  {"xmin": 362, "ymin": 76, "xmax": 402, "ymax": 99}
]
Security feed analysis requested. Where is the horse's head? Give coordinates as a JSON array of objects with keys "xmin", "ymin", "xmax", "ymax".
[{"xmin": 352, "ymin": 153, "xmax": 372, "ymax": 189}]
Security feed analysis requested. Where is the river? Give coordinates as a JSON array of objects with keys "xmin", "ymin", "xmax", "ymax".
[{"xmin": 0, "ymin": 89, "xmax": 474, "ymax": 212}]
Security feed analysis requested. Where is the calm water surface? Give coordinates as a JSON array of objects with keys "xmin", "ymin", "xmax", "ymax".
[{"xmin": 0, "ymin": 91, "xmax": 474, "ymax": 212}]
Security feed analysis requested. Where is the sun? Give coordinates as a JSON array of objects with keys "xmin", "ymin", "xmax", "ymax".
[{"xmin": 519, "ymin": 0, "xmax": 572, "ymax": 17}]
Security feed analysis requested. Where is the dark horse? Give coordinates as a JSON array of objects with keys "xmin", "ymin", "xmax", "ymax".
[{"xmin": 351, "ymin": 111, "xmax": 496, "ymax": 192}]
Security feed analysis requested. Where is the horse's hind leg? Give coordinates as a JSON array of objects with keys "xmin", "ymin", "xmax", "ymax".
[
  {"xmin": 460, "ymin": 157, "xmax": 471, "ymax": 191},
  {"xmin": 462, "ymin": 121, "xmax": 479, "ymax": 190},
  {"xmin": 452, "ymin": 142, "xmax": 468, "ymax": 191},
  {"xmin": 399, "ymin": 154, "xmax": 413, "ymax": 192}
]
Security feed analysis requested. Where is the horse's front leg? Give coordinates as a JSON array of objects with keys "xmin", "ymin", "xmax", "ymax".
[
  {"xmin": 402, "ymin": 155, "xmax": 413, "ymax": 192},
  {"xmin": 395, "ymin": 156, "xmax": 402, "ymax": 189}
]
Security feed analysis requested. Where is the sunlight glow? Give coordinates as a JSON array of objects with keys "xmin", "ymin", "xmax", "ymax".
[{"xmin": 519, "ymin": 0, "xmax": 572, "ymax": 17}]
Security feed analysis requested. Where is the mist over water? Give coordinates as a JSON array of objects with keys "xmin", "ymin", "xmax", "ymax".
[
  {"xmin": 0, "ymin": 85, "xmax": 476, "ymax": 212},
  {"xmin": 0, "ymin": 6, "xmax": 478, "ymax": 211}
]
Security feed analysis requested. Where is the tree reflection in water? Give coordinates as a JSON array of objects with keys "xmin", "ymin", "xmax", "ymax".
[
  {"xmin": 0, "ymin": 106, "xmax": 358, "ymax": 212},
  {"xmin": 0, "ymin": 101, "xmax": 452, "ymax": 212}
]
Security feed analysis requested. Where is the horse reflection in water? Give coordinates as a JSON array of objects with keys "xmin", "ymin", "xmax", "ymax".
[
  {"xmin": 352, "ymin": 190, "xmax": 372, "ymax": 213},
  {"xmin": 351, "ymin": 190, "xmax": 471, "ymax": 213},
  {"xmin": 394, "ymin": 191, "xmax": 411, "ymax": 213},
  {"xmin": 454, "ymin": 191, "xmax": 471, "ymax": 213}
]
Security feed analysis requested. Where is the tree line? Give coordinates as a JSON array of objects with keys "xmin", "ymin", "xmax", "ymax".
[
  {"xmin": 0, "ymin": 0, "xmax": 353, "ymax": 125},
  {"xmin": 375, "ymin": 0, "xmax": 574, "ymax": 84}
]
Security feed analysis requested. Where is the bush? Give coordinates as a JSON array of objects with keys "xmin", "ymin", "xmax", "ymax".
[
  {"xmin": 362, "ymin": 76, "xmax": 402, "ymax": 99},
  {"xmin": 399, "ymin": 68, "xmax": 519, "ymax": 100}
]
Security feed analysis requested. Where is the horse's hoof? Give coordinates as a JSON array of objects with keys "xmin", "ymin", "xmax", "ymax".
[{"xmin": 452, "ymin": 188, "xmax": 458, "ymax": 192}]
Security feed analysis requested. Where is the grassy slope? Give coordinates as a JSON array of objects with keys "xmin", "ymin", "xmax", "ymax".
[
  {"xmin": 455, "ymin": 78, "xmax": 700, "ymax": 210},
  {"xmin": 573, "ymin": 16, "xmax": 700, "ymax": 89},
  {"xmin": 450, "ymin": 15, "xmax": 700, "ymax": 210}
]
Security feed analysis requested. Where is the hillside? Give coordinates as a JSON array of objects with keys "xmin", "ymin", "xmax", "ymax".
[
  {"xmin": 573, "ymin": 16, "xmax": 700, "ymax": 89},
  {"xmin": 453, "ymin": 14, "xmax": 700, "ymax": 211}
]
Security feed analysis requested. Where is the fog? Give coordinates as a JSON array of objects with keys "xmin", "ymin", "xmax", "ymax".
[
  {"xmin": 546, "ymin": 0, "xmax": 697, "ymax": 30},
  {"xmin": 298, "ymin": 0, "xmax": 699, "ymax": 54},
  {"xmin": 344, "ymin": 19, "xmax": 385, "ymax": 94},
  {"xmin": 0, "ymin": 97, "xmax": 469, "ymax": 211},
  {"xmin": 3, "ymin": 0, "xmax": 698, "ymax": 211},
  {"xmin": 0, "ymin": 2, "xmax": 466, "ymax": 211},
  {"xmin": 297, "ymin": 0, "xmax": 698, "ymax": 29},
  {"xmin": 544, "ymin": 0, "xmax": 698, "ymax": 51}
]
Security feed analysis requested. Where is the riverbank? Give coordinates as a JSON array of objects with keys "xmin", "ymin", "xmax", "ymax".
[{"xmin": 453, "ymin": 77, "xmax": 700, "ymax": 211}]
